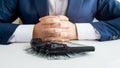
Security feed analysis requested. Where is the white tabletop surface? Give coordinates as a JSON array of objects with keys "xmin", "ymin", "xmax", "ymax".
[{"xmin": 0, "ymin": 39, "xmax": 120, "ymax": 68}]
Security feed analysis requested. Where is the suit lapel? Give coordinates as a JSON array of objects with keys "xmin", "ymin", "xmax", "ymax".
[
  {"xmin": 66, "ymin": 0, "xmax": 84, "ymax": 22},
  {"xmin": 34, "ymin": 0, "xmax": 49, "ymax": 17}
]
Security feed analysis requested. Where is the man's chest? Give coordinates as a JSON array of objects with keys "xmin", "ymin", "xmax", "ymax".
[{"xmin": 18, "ymin": 0, "xmax": 97, "ymax": 24}]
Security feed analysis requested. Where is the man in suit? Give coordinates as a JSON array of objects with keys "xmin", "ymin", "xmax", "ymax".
[{"xmin": 0, "ymin": 0, "xmax": 120, "ymax": 44}]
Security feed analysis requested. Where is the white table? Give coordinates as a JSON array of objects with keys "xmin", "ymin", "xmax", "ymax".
[{"xmin": 0, "ymin": 40, "xmax": 120, "ymax": 68}]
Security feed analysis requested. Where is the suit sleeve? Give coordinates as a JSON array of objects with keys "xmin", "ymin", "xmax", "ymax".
[
  {"xmin": 91, "ymin": 0, "xmax": 120, "ymax": 41},
  {"xmin": 0, "ymin": 0, "xmax": 19, "ymax": 44}
]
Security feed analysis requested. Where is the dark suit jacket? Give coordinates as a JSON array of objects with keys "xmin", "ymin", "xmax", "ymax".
[{"xmin": 0, "ymin": 0, "xmax": 120, "ymax": 44}]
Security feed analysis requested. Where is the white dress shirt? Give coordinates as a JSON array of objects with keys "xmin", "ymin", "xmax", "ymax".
[{"xmin": 9, "ymin": 0, "xmax": 100, "ymax": 42}]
